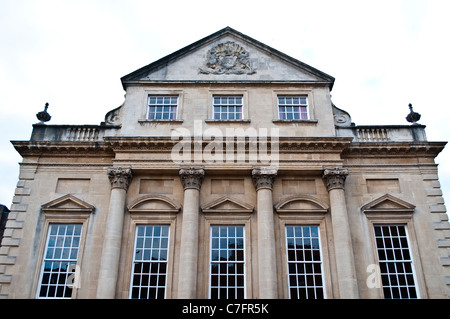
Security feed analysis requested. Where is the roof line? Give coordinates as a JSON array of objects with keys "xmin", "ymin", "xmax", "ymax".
[{"xmin": 120, "ymin": 26, "xmax": 335, "ymax": 89}]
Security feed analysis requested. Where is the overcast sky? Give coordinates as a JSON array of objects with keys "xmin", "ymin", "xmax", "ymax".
[{"xmin": 1, "ymin": 0, "xmax": 449, "ymax": 210}]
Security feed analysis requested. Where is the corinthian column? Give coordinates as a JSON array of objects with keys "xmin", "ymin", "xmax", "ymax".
[
  {"xmin": 96, "ymin": 167, "xmax": 132, "ymax": 299},
  {"xmin": 177, "ymin": 166, "xmax": 205, "ymax": 298},
  {"xmin": 322, "ymin": 167, "xmax": 359, "ymax": 298},
  {"xmin": 252, "ymin": 166, "xmax": 278, "ymax": 299}
]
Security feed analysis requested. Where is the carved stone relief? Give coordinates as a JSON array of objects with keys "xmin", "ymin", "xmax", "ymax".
[
  {"xmin": 332, "ymin": 103, "xmax": 353, "ymax": 127},
  {"xmin": 101, "ymin": 102, "xmax": 123, "ymax": 126},
  {"xmin": 199, "ymin": 41, "xmax": 256, "ymax": 75}
]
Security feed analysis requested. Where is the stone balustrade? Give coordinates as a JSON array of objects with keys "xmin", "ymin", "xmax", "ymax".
[{"xmin": 336, "ymin": 124, "xmax": 427, "ymax": 142}]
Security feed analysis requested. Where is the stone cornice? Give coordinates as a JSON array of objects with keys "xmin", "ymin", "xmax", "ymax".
[
  {"xmin": 11, "ymin": 137, "xmax": 352, "ymax": 156},
  {"xmin": 12, "ymin": 138, "xmax": 446, "ymax": 161},
  {"xmin": 105, "ymin": 137, "xmax": 179, "ymax": 152},
  {"xmin": 104, "ymin": 136, "xmax": 353, "ymax": 153},
  {"xmin": 11, "ymin": 140, "xmax": 114, "ymax": 157},
  {"xmin": 342, "ymin": 141, "xmax": 447, "ymax": 158}
]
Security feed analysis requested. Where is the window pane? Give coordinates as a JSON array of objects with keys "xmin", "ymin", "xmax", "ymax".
[
  {"xmin": 212, "ymin": 96, "xmax": 243, "ymax": 120},
  {"xmin": 38, "ymin": 224, "xmax": 82, "ymax": 298},
  {"xmin": 210, "ymin": 225, "xmax": 245, "ymax": 299},
  {"xmin": 148, "ymin": 96, "xmax": 178, "ymax": 120},
  {"xmin": 130, "ymin": 225, "xmax": 170, "ymax": 299},
  {"xmin": 374, "ymin": 225, "xmax": 418, "ymax": 299},
  {"xmin": 278, "ymin": 96, "xmax": 308, "ymax": 120},
  {"xmin": 285, "ymin": 225, "xmax": 324, "ymax": 299}
]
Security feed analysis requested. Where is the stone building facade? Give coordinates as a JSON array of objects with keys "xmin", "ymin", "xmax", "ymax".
[{"xmin": 1, "ymin": 27, "xmax": 449, "ymax": 299}]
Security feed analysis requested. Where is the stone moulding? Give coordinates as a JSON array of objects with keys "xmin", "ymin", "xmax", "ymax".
[
  {"xmin": 127, "ymin": 195, "xmax": 181, "ymax": 214},
  {"xmin": 342, "ymin": 142, "xmax": 447, "ymax": 158},
  {"xmin": 361, "ymin": 193, "xmax": 416, "ymax": 215},
  {"xmin": 11, "ymin": 141, "xmax": 114, "ymax": 157},
  {"xmin": 13, "ymin": 137, "xmax": 445, "ymax": 163},
  {"xmin": 201, "ymin": 196, "xmax": 254, "ymax": 214},
  {"xmin": 41, "ymin": 194, "xmax": 95, "ymax": 215},
  {"xmin": 274, "ymin": 195, "xmax": 329, "ymax": 214},
  {"xmin": 11, "ymin": 137, "xmax": 353, "ymax": 156}
]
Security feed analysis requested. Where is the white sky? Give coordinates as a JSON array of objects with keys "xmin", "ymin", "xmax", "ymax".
[{"xmin": 1, "ymin": 0, "xmax": 449, "ymax": 211}]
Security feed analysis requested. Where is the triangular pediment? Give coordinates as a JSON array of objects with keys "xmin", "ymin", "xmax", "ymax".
[
  {"xmin": 361, "ymin": 194, "xmax": 415, "ymax": 214},
  {"xmin": 128, "ymin": 195, "xmax": 181, "ymax": 213},
  {"xmin": 201, "ymin": 196, "xmax": 254, "ymax": 213},
  {"xmin": 121, "ymin": 27, "xmax": 334, "ymax": 87},
  {"xmin": 42, "ymin": 194, "xmax": 95, "ymax": 213}
]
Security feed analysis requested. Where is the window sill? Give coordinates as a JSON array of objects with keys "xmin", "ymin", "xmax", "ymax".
[
  {"xmin": 205, "ymin": 119, "xmax": 251, "ymax": 123},
  {"xmin": 272, "ymin": 119, "xmax": 318, "ymax": 124},
  {"xmin": 138, "ymin": 119, "xmax": 184, "ymax": 124}
]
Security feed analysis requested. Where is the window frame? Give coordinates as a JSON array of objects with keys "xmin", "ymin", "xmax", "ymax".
[
  {"xmin": 147, "ymin": 95, "xmax": 179, "ymax": 121},
  {"xmin": 129, "ymin": 224, "xmax": 171, "ymax": 299},
  {"xmin": 362, "ymin": 198, "xmax": 428, "ymax": 299},
  {"xmin": 277, "ymin": 95, "xmax": 309, "ymax": 121},
  {"xmin": 209, "ymin": 225, "xmax": 246, "ymax": 299},
  {"xmin": 284, "ymin": 225, "xmax": 326, "ymax": 299},
  {"xmin": 123, "ymin": 214, "xmax": 177, "ymax": 299},
  {"xmin": 372, "ymin": 224, "xmax": 420, "ymax": 299},
  {"xmin": 206, "ymin": 89, "xmax": 250, "ymax": 122},
  {"xmin": 36, "ymin": 223, "xmax": 84, "ymax": 299},
  {"xmin": 276, "ymin": 211, "xmax": 332, "ymax": 299},
  {"xmin": 212, "ymin": 95, "xmax": 244, "ymax": 121},
  {"xmin": 202, "ymin": 215, "xmax": 252, "ymax": 299},
  {"xmin": 271, "ymin": 90, "xmax": 317, "ymax": 124},
  {"xmin": 139, "ymin": 90, "xmax": 184, "ymax": 124},
  {"xmin": 34, "ymin": 212, "xmax": 91, "ymax": 299}
]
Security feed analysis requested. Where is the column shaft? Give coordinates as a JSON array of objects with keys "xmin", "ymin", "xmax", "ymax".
[
  {"xmin": 252, "ymin": 166, "xmax": 278, "ymax": 299},
  {"xmin": 178, "ymin": 188, "xmax": 200, "ymax": 298},
  {"xmin": 323, "ymin": 167, "xmax": 359, "ymax": 298},
  {"xmin": 96, "ymin": 167, "xmax": 132, "ymax": 299},
  {"xmin": 177, "ymin": 167, "xmax": 204, "ymax": 299},
  {"xmin": 256, "ymin": 188, "xmax": 278, "ymax": 298}
]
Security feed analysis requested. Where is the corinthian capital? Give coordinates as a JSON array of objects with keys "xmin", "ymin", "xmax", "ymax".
[
  {"xmin": 179, "ymin": 166, "xmax": 205, "ymax": 190},
  {"xmin": 322, "ymin": 167, "xmax": 349, "ymax": 191},
  {"xmin": 107, "ymin": 167, "xmax": 133, "ymax": 190},
  {"xmin": 252, "ymin": 166, "xmax": 278, "ymax": 191}
]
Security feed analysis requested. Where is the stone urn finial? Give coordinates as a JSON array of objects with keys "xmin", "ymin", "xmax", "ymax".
[
  {"xmin": 36, "ymin": 102, "xmax": 51, "ymax": 123},
  {"xmin": 406, "ymin": 103, "xmax": 421, "ymax": 124}
]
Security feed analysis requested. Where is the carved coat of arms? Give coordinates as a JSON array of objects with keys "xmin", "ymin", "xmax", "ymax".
[{"xmin": 199, "ymin": 41, "xmax": 256, "ymax": 75}]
